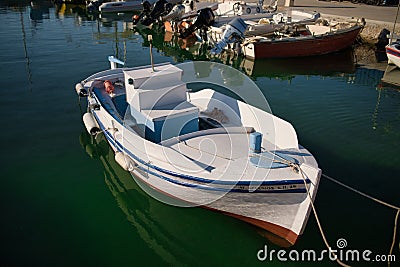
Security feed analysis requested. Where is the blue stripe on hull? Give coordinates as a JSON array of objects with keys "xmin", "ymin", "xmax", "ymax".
[{"xmin": 91, "ymin": 109, "xmax": 310, "ymax": 193}]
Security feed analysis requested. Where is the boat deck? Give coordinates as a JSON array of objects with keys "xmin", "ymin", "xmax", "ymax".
[
  {"xmin": 93, "ymin": 86, "xmax": 318, "ymax": 184},
  {"xmin": 160, "ymin": 125, "xmax": 317, "ymax": 183}
]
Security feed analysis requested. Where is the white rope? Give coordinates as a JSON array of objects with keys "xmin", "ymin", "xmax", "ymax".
[
  {"xmin": 388, "ymin": 209, "xmax": 399, "ymax": 267},
  {"xmin": 298, "ymin": 167, "xmax": 349, "ymax": 267},
  {"xmin": 256, "ymin": 151, "xmax": 348, "ymax": 266},
  {"xmin": 321, "ymin": 173, "xmax": 400, "ymax": 211},
  {"xmin": 261, "ymin": 151, "xmax": 399, "ymax": 266},
  {"xmin": 321, "ymin": 173, "xmax": 400, "ymax": 265},
  {"xmin": 389, "ymin": 1, "xmax": 400, "ymax": 45}
]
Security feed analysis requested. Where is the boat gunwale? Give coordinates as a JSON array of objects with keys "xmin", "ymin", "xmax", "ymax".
[
  {"xmin": 249, "ymin": 24, "xmax": 363, "ymax": 44},
  {"xmin": 91, "ymin": 106, "xmax": 313, "ymax": 188}
]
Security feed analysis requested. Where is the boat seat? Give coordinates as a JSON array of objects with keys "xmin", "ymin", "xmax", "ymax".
[{"xmin": 160, "ymin": 126, "xmax": 254, "ymax": 146}]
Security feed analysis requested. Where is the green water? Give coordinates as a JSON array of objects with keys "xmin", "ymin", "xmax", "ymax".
[{"xmin": 1, "ymin": 2, "xmax": 399, "ymax": 266}]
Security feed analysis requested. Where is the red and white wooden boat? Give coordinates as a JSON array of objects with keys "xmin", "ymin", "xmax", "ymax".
[{"xmin": 242, "ymin": 23, "xmax": 363, "ymax": 59}]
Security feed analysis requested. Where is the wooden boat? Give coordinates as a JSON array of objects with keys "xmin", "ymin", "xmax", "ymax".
[
  {"xmin": 386, "ymin": 41, "xmax": 400, "ymax": 68},
  {"xmin": 75, "ymin": 58, "xmax": 321, "ymax": 245},
  {"xmin": 242, "ymin": 23, "xmax": 364, "ymax": 59},
  {"xmin": 81, "ymin": 131, "xmax": 297, "ymax": 249}
]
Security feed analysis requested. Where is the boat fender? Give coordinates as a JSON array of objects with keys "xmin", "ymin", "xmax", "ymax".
[
  {"xmin": 75, "ymin": 83, "xmax": 88, "ymax": 97},
  {"xmin": 115, "ymin": 152, "xmax": 136, "ymax": 171},
  {"xmin": 88, "ymin": 96, "xmax": 100, "ymax": 110},
  {"xmin": 83, "ymin": 112, "xmax": 101, "ymax": 136}
]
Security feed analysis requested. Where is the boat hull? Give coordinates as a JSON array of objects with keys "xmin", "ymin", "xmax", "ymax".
[
  {"xmin": 386, "ymin": 43, "xmax": 400, "ymax": 68},
  {"xmin": 90, "ymin": 98, "xmax": 320, "ymax": 246},
  {"xmin": 80, "ymin": 64, "xmax": 321, "ymax": 246},
  {"xmin": 243, "ymin": 25, "xmax": 363, "ymax": 59},
  {"xmin": 99, "ymin": 1, "xmax": 142, "ymax": 13},
  {"xmin": 130, "ymin": 167, "xmax": 319, "ymax": 245}
]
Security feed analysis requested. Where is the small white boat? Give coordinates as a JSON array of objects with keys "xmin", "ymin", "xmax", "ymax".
[
  {"xmin": 75, "ymin": 57, "xmax": 321, "ymax": 245},
  {"xmin": 386, "ymin": 41, "xmax": 400, "ymax": 68},
  {"xmin": 99, "ymin": 0, "xmax": 143, "ymax": 13},
  {"xmin": 99, "ymin": 0, "xmax": 179, "ymax": 13}
]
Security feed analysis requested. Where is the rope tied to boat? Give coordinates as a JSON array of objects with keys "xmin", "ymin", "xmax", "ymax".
[
  {"xmin": 259, "ymin": 150, "xmax": 399, "ymax": 266},
  {"xmin": 256, "ymin": 151, "xmax": 348, "ymax": 266},
  {"xmin": 322, "ymin": 172, "xmax": 400, "ymax": 267}
]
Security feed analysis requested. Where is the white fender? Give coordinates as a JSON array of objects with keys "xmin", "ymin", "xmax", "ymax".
[
  {"xmin": 115, "ymin": 151, "xmax": 136, "ymax": 171},
  {"xmin": 75, "ymin": 83, "xmax": 87, "ymax": 97},
  {"xmin": 83, "ymin": 112, "xmax": 100, "ymax": 136}
]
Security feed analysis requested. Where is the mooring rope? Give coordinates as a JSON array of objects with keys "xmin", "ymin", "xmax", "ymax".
[
  {"xmin": 298, "ymin": 167, "xmax": 349, "ymax": 267},
  {"xmin": 255, "ymin": 150, "xmax": 348, "ymax": 266},
  {"xmin": 321, "ymin": 173, "xmax": 400, "ymax": 211},
  {"xmin": 321, "ymin": 173, "xmax": 400, "ymax": 266},
  {"xmin": 389, "ymin": 209, "xmax": 399, "ymax": 267},
  {"xmin": 390, "ymin": 2, "xmax": 400, "ymax": 45},
  {"xmin": 261, "ymin": 150, "xmax": 399, "ymax": 266}
]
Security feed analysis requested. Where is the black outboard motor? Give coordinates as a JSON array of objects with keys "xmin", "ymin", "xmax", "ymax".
[
  {"xmin": 376, "ymin": 28, "xmax": 390, "ymax": 50},
  {"xmin": 132, "ymin": 1, "xmax": 152, "ymax": 25},
  {"xmin": 180, "ymin": 7, "xmax": 215, "ymax": 39},
  {"xmin": 140, "ymin": 0, "xmax": 173, "ymax": 27},
  {"xmin": 87, "ymin": 0, "xmax": 104, "ymax": 13},
  {"xmin": 375, "ymin": 28, "xmax": 390, "ymax": 62}
]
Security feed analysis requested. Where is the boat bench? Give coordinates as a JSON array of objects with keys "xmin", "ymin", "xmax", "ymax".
[{"xmin": 160, "ymin": 126, "xmax": 254, "ymax": 146}]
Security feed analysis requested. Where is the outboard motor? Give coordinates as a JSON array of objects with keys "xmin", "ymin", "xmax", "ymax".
[
  {"xmin": 132, "ymin": 1, "xmax": 152, "ymax": 25},
  {"xmin": 183, "ymin": 0, "xmax": 196, "ymax": 13},
  {"xmin": 180, "ymin": 7, "xmax": 215, "ymax": 39},
  {"xmin": 140, "ymin": 0, "xmax": 173, "ymax": 27},
  {"xmin": 210, "ymin": 18, "xmax": 247, "ymax": 55},
  {"xmin": 376, "ymin": 28, "xmax": 390, "ymax": 50},
  {"xmin": 162, "ymin": 4, "xmax": 185, "ymax": 22},
  {"xmin": 87, "ymin": 0, "xmax": 104, "ymax": 13}
]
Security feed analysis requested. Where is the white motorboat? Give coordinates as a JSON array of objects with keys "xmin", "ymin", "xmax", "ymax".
[
  {"xmin": 99, "ymin": 0, "xmax": 143, "ymax": 13},
  {"xmin": 386, "ymin": 41, "xmax": 400, "ymax": 68},
  {"xmin": 75, "ymin": 57, "xmax": 321, "ymax": 245},
  {"xmin": 99, "ymin": 0, "xmax": 180, "ymax": 13}
]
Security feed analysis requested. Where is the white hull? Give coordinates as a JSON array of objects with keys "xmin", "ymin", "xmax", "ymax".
[
  {"xmin": 99, "ymin": 117, "xmax": 320, "ymax": 244},
  {"xmin": 99, "ymin": 0, "xmax": 142, "ymax": 12},
  {"xmin": 386, "ymin": 42, "xmax": 400, "ymax": 68}
]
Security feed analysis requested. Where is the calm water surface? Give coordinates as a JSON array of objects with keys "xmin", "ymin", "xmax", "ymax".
[{"xmin": 1, "ymin": 2, "xmax": 399, "ymax": 266}]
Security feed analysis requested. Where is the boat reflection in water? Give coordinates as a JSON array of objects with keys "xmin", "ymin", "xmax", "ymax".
[
  {"xmin": 135, "ymin": 25, "xmax": 211, "ymax": 62},
  {"xmin": 134, "ymin": 26, "xmax": 357, "ymax": 79},
  {"xmin": 237, "ymin": 48, "xmax": 356, "ymax": 79},
  {"xmin": 380, "ymin": 64, "xmax": 400, "ymax": 89},
  {"xmin": 79, "ymin": 131, "xmax": 295, "ymax": 260},
  {"xmin": 29, "ymin": 1, "xmax": 52, "ymax": 21}
]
